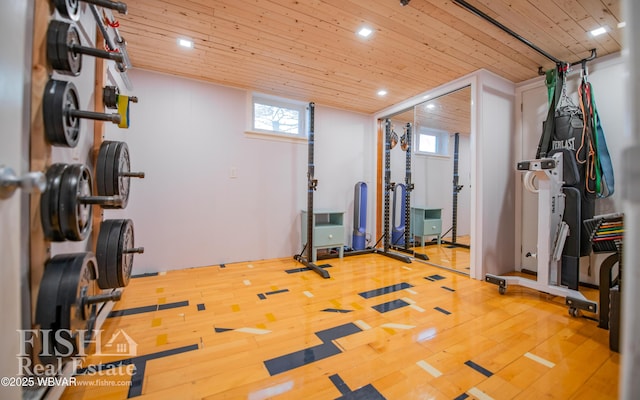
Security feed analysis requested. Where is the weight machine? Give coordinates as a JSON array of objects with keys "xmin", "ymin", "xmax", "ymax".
[{"xmin": 485, "ymin": 152, "xmax": 597, "ymax": 316}]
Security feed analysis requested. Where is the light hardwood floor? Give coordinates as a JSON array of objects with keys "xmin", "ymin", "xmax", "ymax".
[{"xmin": 61, "ymin": 251, "xmax": 619, "ymax": 399}]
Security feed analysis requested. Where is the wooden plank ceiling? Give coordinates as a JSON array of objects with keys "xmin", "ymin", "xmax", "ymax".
[{"xmin": 117, "ymin": 0, "xmax": 623, "ymax": 114}]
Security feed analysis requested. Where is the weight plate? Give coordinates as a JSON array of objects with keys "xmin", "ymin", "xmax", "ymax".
[
  {"xmin": 103, "ymin": 86, "xmax": 119, "ymax": 109},
  {"xmin": 46, "ymin": 19, "xmax": 63, "ymax": 72},
  {"xmin": 47, "ymin": 20, "xmax": 81, "ymax": 76},
  {"xmin": 54, "ymin": 0, "xmax": 80, "ymax": 22},
  {"xmin": 96, "ymin": 219, "xmax": 118, "ymax": 289},
  {"xmin": 117, "ymin": 219, "xmax": 135, "ymax": 287},
  {"xmin": 96, "ymin": 141, "xmax": 115, "ymax": 197},
  {"xmin": 104, "ymin": 141, "xmax": 120, "ymax": 197},
  {"xmin": 56, "ymin": 252, "xmax": 98, "ymax": 354},
  {"xmin": 43, "ymin": 79, "xmax": 81, "ymax": 148},
  {"xmin": 108, "ymin": 220, "xmax": 127, "ymax": 288},
  {"xmin": 107, "ymin": 220, "xmax": 125, "ymax": 288},
  {"xmin": 59, "ymin": 164, "xmax": 92, "ymax": 241},
  {"xmin": 35, "ymin": 255, "xmax": 70, "ymax": 364},
  {"xmin": 114, "ymin": 142, "xmax": 131, "ymax": 208},
  {"xmin": 35, "ymin": 256, "xmax": 68, "ymax": 330},
  {"xmin": 63, "ymin": 22, "xmax": 82, "ymax": 76},
  {"xmin": 40, "ymin": 163, "xmax": 69, "ymax": 241}
]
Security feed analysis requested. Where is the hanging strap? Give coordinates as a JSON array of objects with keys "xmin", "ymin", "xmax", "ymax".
[
  {"xmin": 536, "ymin": 67, "xmax": 562, "ymax": 158},
  {"xmin": 590, "ymin": 83, "xmax": 615, "ymax": 197},
  {"xmin": 577, "ymin": 80, "xmax": 598, "ymax": 195}
]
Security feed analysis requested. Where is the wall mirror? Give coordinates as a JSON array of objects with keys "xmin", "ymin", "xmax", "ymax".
[{"xmin": 381, "ymin": 85, "xmax": 472, "ymax": 274}]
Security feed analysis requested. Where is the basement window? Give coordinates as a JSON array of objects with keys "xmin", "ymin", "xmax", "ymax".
[
  {"xmin": 250, "ymin": 94, "xmax": 307, "ymax": 138},
  {"xmin": 416, "ymin": 127, "xmax": 449, "ymax": 157}
]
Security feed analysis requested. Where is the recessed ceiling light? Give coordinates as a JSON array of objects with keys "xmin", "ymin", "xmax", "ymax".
[
  {"xmin": 590, "ymin": 26, "xmax": 607, "ymax": 37},
  {"xmin": 178, "ymin": 38, "xmax": 194, "ymax": 48},
  {"xmin": 426, "ymin": 104, "xmax": 436, "ymax": 109},
  {"xmin": 618, "ymin": 22, "xmax": 626, "ymax": 29},
  {"xmin": 377, "ymin": 89, "xmax": 387, "ymax": 96},
  {"xmin": 358, "ymin": 27, "xmax": 373, "ymax": 38}
]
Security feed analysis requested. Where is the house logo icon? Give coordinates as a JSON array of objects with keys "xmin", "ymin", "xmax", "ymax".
[{"xmin": 97, "ymin": 329, "xmax": 138, "ymax": 357}]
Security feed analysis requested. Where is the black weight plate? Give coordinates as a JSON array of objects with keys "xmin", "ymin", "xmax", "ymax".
[
  {"xmin": 107, "ymin": 220, "xmax": 126, "ymax": 288},
  {"xmin": 35, "ymin": 256, "xmax": 69, "ymax": 330},
  {"xmin": 61, "ymin": 80, "xmax": 81, "ymax": 146},
  {"xmin": 61, "ymin": 22, "xmax": 82, "ymax": 76},
  {"xmin": 103, "ymin": 86, "xmax": 119, "ymax": 109},
  {"xmin": 43, "ymin": 79, "xmax": 81, "ymax": 147},
  {"xmin": 46, "ymin": 20, "xmax": 63, "ymax": 72},
  {"xmin": 96, "ymin": 219, "xmax": 118, "ymax": 289},
  {"xmin": 96, "ymin": 141, "xmax": 115, "ymax": 197},
  {"xmin": 104, "ymin": 141, "xmax": 120, "ymax": 197},
  {"xmin": 56, "ymin": 252, "xmax": 98, "ymax": 354},
  {"xmin": 35, "ymin": 255, "xmax": 72, "ymax": 365},
  {"xmin": 117, "ymin": 219, "xmax": 135, "ymax": 287},
  {"xmin": 114, "ymin": 142, "xmax": 131, "ymax": 208},
  {"xmin": 46, "ymin": 20, "xmax": 81, "ymax": 76},
  {"xmin": 40, "ymin": 163, "xmax": 69, "ymax": 241},
  {"xmin": 43, "ymin": 79, "xmax": 69, "ymax": 147},
  {"xmin": 54, "ymin": 0, "xmax": 80, "ymax": 22},
  {"xmin": 59, "ymin": 164, "xmax": 92, "ymax": 241}
]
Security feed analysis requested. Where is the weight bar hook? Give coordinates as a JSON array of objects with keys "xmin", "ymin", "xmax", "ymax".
[
  {"xmin": 67, "ymin": 108, "xmax": 122, "ymax": 124},
  {"xmin": 78, "ymin": 195, "xmax": 123, "ymax": 207},
  {"xmin": 82, "ymin": 290, "xmax": 122, "ymax": 306},
  {"xmin": 120, "ymin": 172, "xmax": 145, "ymax": 178},
  {"xmin": 123, "ymin": 247, "xmax": 145, "ymax": 254}
]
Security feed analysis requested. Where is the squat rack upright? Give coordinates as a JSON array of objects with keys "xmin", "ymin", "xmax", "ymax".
[{"xmin": 293, "ymin": 102, "xmax": 332, "ymax": 278}]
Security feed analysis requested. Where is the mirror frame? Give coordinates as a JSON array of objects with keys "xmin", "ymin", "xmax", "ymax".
[{"xmin": 374, "ymin": 74, "xmax": 478, "ymax": 278}]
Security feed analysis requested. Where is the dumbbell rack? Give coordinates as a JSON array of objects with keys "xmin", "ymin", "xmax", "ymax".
[
  {"xmin": 583, "ymin": 213, "xmax": 624, "ymax": 339},
  {"xmin": 28, "ymin": 1, "xmax": 135, "ymax": 398}
]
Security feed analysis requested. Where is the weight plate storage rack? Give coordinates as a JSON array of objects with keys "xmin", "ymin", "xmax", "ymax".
[{"xmin": 28, "ymin": 1, "xmax": 140, "ymax": 396}]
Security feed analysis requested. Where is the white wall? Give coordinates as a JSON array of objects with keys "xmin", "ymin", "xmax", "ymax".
[
  {"xmin": 476, "ymin": 73, "xmax": 517, "ymax": 277},
  {"xmin": 515, "ymin": 54, "xmax": 629, "ymax": 284},
  {"xmin": 104, "ymin": 69, "xmax": 374, "ymax": 273}
]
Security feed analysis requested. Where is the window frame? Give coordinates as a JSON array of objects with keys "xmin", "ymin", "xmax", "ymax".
[
  {"xmin": 414, "ymin": 127, "xmax": 450, "ymax": 158},
  {"xmin": 247, "ymin": 93, "xmax": 308, "ymax": 141}
]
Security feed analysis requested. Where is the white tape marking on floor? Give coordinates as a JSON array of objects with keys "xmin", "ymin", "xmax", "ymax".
[
  {"xmin": 380, "ymin": 323, "xmax": 415, "ymax": 330},
  {"xmin": 468, "ymin": 387, "xmax": 494, "ymax": 400},
  {"xmin": 354, "ymin": 320, "xmax": 372, "ymax": 330},
  {"xmin": 416, "ymin": 360, "xmax": 442, "ymax": 378},
  {"xmin": 235, "ymin": 327, "xmax": 272, "ymax": 335},
  {"xmin": 243, "ymin": 280, "xmax": 251, "ymax": 286},
  {"xmin": 524, "ymin": 352, "xmax": 556, "ymax": 368},
  {"xmin": 303, "ymin": 291, "xmax": 314, "ymax": 298}
]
